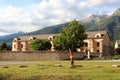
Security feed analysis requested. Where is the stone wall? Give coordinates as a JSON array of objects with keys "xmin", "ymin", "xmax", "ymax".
[{"xmin": 0, "ymin": 51, "xmax": 85, "ymax": 61}]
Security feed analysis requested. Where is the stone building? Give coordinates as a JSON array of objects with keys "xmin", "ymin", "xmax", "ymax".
[
  {"xmin": 12, "ymin": 34, "xmax": 58, "ymax": 51},
  {"xmin": 77, "ymin": 31, "xmax": 111, "ymax": 57},
  {"xmin": 12, "ymin": 31, "xmax": 111, "ymax": 57}
]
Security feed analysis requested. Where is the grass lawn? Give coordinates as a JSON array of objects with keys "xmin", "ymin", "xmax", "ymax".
[{"xmin": 0, "ymin": 61, "xmax": 120, "ymax": 80}]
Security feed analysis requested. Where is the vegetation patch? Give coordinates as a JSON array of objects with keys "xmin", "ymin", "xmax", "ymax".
[
  {"xmin": 19, "ymin": 65, "xmax": 28, "ymax": 68},
  {"xmin": 2, "ymin": 65, "xmax": 9, "ymax": 68}
]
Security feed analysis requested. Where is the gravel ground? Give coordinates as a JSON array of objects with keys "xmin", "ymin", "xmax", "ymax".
[{"xmin": 0, "ymin": 60, "xmax": 120, "ymax": 66}]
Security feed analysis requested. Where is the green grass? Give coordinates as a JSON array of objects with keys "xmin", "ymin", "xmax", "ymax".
[{"xmin": 0, "ymin": 61, "xmax": 120, "ymax": 80}]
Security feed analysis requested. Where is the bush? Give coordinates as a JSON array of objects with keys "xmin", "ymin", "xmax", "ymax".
[
  {"xmin": 30, "ymin": 39, "xmax": 51, "ymax": 51},
  {"xmin": 0, "ymin": 43, "xmax": 9, "ymax": 51},
  {"xmin": 115, "ymin": 48, "xmax": 120, "ymax": 55},
  {"xmin": 112, "ymin": 55, "xmax": 120, "ymax": 59}
]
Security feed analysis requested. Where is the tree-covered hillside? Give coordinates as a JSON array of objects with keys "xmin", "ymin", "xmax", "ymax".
[
  {"xmin": 80, "ymin": 15, "xmax": 108, "ymax": 29},
  {"xmin": 25, "ymin": 23, "xmax": 69, "ymax": 35},
  {"xmin": 88, "ymin": 8, "xmax": 120, "ymax": 41},
  {"xmin": 0, "ymin": 32, "xmax": 25, "ymax": 43}
]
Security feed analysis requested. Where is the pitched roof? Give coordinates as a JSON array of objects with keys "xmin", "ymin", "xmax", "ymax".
[
  {"xmin": 86, "ymin": 31, "xmax": 107, "ymax": 38},
  {"xmin": 16, "ymin": 34, "xmax": 59, "ymax": 41},
  {"xmin": 14, "ymin": 31, "xmax": 107, "ymax": 41}
]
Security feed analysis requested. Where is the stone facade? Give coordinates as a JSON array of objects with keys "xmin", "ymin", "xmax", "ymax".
[
  {"xmin": 0, "ymin": 52, "xmax": 85, "ymax": 61},
  {"xmin": 12, "ymin": 34, "xmax": 58, "ymax": 51},
  {"xmin": 77, "ymin": 31, "xmax": 110, "ymax": 57}
]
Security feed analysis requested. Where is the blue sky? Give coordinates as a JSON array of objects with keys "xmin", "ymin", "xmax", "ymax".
[
  {"xmin": 0, "ymin": 0, "xmax": 42, "ymax": 7},
  {"xmin": 0, "ymin": 0, "xmax": 120, "ymax": 36}
]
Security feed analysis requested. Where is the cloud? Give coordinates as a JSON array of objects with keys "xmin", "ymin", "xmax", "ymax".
[
  {"xmin": 34, "ymin": 0, "xmax": 88, "ymax": 25},
  {"xmin": 34, "ymin": 0, "xmax": 120, "ymax": 25},
  {"xmin": 1, "ymin": 6, "xmax": 31, "ymax": 23},
  {"xmin": 86, "ymin": 0, "xmax": 120, "ymax": 7},
  {"xmin": 0, "ymin": 0, "xmax": 120, "ymax": 36},
  {"xmin": 0, "ymin": 6, "xmax": 39, "ymax": 33}
]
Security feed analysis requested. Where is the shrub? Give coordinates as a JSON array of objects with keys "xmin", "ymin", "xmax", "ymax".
[{"xmin": 30, "ymin": 39, "xmax": 51, "ymax": 51}]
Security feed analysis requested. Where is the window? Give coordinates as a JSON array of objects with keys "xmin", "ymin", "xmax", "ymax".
[
  {"xmin": 95, "ymin": 34, "xmax": 100, "ymax": 38},
  {"xmin": 97, "ymin": 42, "xmax": 99, "ymax": 47},
  {"xmin": 49, "ymin": 38, "xmax": 52, "ymax": 40},
  {"xmin": 29, "ymin": 39, "xmax": 32, "ymax": 41},
  {"xmin": 97, "ymin": 50, "xmax": 99, "ymax": 53},
  {"xmin": 29, "ymin": 37, "xmax": 36, "ymax": 41},
  {"xmin": 33, "ymin": 37, "xmax": 36, "ymax": 40},
  {"xmin": 96, "ymin": 35, "xmax": 99, "ymax": 38},
  {"xmin": 101, "ymin": 34, "xmax": 104, "ymax": 37},
  {"xmin": 21, "ymin": 44, "xmax": 23, "ymax": 48},
  {"xmin": 48, "ymin": 36, "xmax": 53, "ymax": 40},
  {"xmin": 85, "ymin": 43, "xmax": 88, "ymax": 47}
]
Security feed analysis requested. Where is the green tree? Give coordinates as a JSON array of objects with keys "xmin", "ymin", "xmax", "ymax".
[
  {"xmin": 53, "ymin": 19, "xmax": 87, "ymax": 51},
  {"xmin": 0, "ymin": 43, "xmax": 8, "ymax": 51},
  {"xmin": 53, "ymin": 36, "xmax": 64, "ymax": 51},
  {"xmin": 30, "ymin": 39, "xmax": 51, "ymax": 51}
]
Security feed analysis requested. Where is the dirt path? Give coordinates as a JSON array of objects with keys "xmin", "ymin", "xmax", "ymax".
[
  {"xmin": 0, "ymin": 60, "xmax": 120, "ymax": 66},
  {"xmin": 0, "ymin": 61, "xmax": 37, "ymax": 65}
]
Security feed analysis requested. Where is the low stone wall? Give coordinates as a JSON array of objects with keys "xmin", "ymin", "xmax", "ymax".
[{"xmin": 0, "ymin": 51, "xmax": 85, "ymax": 61}]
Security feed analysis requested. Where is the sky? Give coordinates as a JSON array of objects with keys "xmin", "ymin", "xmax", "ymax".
[{"xmin": 0, "ymin": 0, "xmax": 120, "ymax": 36}]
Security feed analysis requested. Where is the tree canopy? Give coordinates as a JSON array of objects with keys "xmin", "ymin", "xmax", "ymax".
[{"xmin": 53, "ymin": 19, "xmax": 87, "ymax": 52}]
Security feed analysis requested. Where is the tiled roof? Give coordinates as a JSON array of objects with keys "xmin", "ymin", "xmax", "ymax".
[
  {"xmin": 16, "ymin": 34, "xmax": 59, "ymax": 41},
  {"xmin": 14, "ymin": 31, "xmax": 107, "ymax": 41},
  {"xmin": 86, "ymin": 31, "xmax": 107, "ymax": 38}
]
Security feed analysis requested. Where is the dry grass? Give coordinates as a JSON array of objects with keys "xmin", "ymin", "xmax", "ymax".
[{"xmin": 0, "ymin": 61, "xmax": 120, "ymax": 80}]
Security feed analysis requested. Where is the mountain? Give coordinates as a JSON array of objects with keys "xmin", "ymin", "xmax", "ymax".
[
  {"xmin": 25, "ymin": 14, "xmax": 107, "ymax": 35},
  {"xmin": 89, "ymin": 8, "xmax": 120, "ymax": 41},
  {"xmin": 0, "ymin": 32, "xmax": 25, "ymax": 43},
  {"xmin": 25, "ymin": 23, "xmax": 68, "ymax": 35},
  {"xmin": 80, "ymin": 15, "xmax": 108, "ymax": 30},
  {"xmin": 0, "ymin": 29, "xmax": 8, "ymax": 32},
  {"xmin": 113, "ymin": 8, "xmax": 120, "ymax": 16}
]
